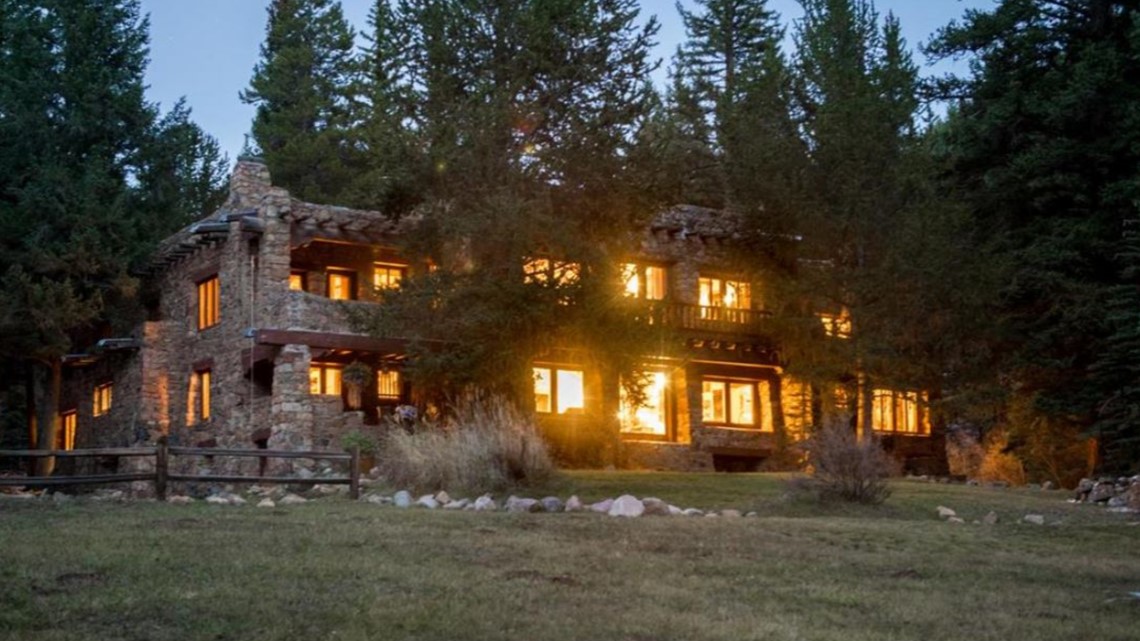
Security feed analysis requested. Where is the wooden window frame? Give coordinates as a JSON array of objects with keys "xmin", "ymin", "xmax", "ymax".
[
  {"xmin": 377, "ymin": 369, "xmax": 401, "ymax": 402},
  {"xmin": 309, "ymin": 363, "xmax": 344, "ymax": 396},
  {"xmin": 533, "ymin": 366, "xmax": 586, "ymax": 416},
  {"xmin": 195, "ymin": 368, "xmax": 212, "ymax": 424},
  {"xmin": 326, "ymin": 269, "xmax": 357, "ymax": 301},
  {"xmin": 197, "ymin": 275, "xmax": 220, "ymax": 330},
  {"xmin": 622, "ymin": 262, "xmax": 669, "ymax": 301},
  {"xmin": 871, "ymin": 389, "xmax": 928, "ymax": 436},
  {"xmin": 289, "ymin": 270, "xmax": 308, "ymax": 292},
  {"xmin": 373, "ymin": 262, "xmax": 407, "ymax": 292},
  {"xmin": 93, "ymin": 382, "xmax": 113, "ymax": 417},
  {"xmin": 701, "ymin": 377, "xmax": 768, "ymax": 430},
  {"xmin": 58, "ymin": 410, "xmax": 77, "ymax": 450}
]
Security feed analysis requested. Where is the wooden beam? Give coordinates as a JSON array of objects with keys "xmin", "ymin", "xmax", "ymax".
[{"xmin": 254, "ymin": 328, "xmax": 418, "ymax": 354}]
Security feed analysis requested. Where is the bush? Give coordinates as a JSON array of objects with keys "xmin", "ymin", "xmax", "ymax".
[
  {"xmin": 976, "ymin": 428, "xmax": 1027, "ymax": 486},
  {"xmin": 377, "ymin": 397, "xmax": 554, "ymax": 494},
  {"xmin": 803, "ymin": 425, "xmax": 898, "ymax": 505}
]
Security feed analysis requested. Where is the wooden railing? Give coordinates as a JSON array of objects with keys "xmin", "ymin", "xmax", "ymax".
[
  {"xmin": 644, "ymin": 302, "xmax": 770, "ymax": 334},
  {"xmin": 0, "ymin": 441, "xmax": 361, "ymax": 500}
]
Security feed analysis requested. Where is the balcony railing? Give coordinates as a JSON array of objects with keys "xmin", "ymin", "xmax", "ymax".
[{"xmin": 642, "ymin": 302, "xmax": 770, "ymax": 334}]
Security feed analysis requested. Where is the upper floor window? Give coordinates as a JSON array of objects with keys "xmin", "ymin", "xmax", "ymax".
[
  {"xmin": 327, "ymin": 270, "xmax": 356, "ymax": 301},
  {"xmin": 533, "ymin": 366, "xmax": 585, "ymax": 415},
  {"xmin": 309, "ymin": 363, "xmax": 343, "ymax": 395},
  {"xmin": 373, "ymin": 263, "xmax": 406, "ymax": 291},
  {"xmin": 289, "ymin": 270, "xmax": 307, "ymax": 292},
  {"xmin": 699, "ymin": 276, "xmax": 750, "ymax": 310},
  {"xmin": 619, "ymin": 370, "xmax": 669, "ymax": 437},
  {"xmin": 818, "ymin": 310, "xmax": 852, "ymax": 339},
  {"xmin": 58, "ymin": 411, "xmax": 77, "ymax": 450},
  {"xmin": 702, "ymin": 378, "xmax": 767, "ymax": 429},
  {"xmin": 197, "ymin": 276, "xmax": 220, "ymax": 330},
  {"xmin": 872, "ymin": 389, "xmax": 927, "ymax": 435},
  {"xmin": 524, "ymin": 258, "xmax": 580, "ymax": 287},
  {"xmin": 622, "ymin": 263, "xmax": 667, "ymax": 300},
  {"xmin": 93, "ymin": 382, "xmax": 113, "ymax": 417},
  {"xmin": 377, "ymin": 369, "xmax": 401, "ymax": 401}
]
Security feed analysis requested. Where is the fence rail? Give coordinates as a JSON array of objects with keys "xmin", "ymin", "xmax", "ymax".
[{"xmin": 0, "ymin": 441, "xmax": 361, "ymax": 500}]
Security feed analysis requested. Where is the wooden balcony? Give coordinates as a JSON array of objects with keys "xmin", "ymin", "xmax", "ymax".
[{"xmin": 643, "ymin": 302, "xmax": 770, "ymax": 336}]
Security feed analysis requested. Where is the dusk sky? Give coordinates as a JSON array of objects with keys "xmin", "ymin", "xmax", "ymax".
[{"xmin": 139, "ymin": 0, "xmax": 994, "ymax": 161}]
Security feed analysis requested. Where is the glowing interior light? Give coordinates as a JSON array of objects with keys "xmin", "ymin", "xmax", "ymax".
[
  {"xmin": 556, "ymin": 369, "xmax": 585, "ymax": 414},
  {"xmin": 622, "ymin": 263, "xmax": 640, "ymax": 297}
]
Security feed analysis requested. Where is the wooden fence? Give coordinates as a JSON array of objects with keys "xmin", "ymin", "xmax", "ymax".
[{"xmin": 0, "ymin": 441, "xmax": 361, "ymax": 500}]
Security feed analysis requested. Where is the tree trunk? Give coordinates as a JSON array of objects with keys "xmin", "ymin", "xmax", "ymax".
[{"xmin": 35, "ymin": 359, "xmax": 62, "ymax": 476}]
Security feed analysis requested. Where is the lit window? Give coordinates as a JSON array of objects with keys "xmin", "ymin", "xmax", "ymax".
[
  {"xmin": 57, "ymin": 411, "xmax": 77, "ymax": 450},
  {"xmin": 818, "ymin": 310, "xmax": 852, "ymax": 338},
  {"xmin": 309, "ymin": 364, "xmax": 343, "ymax": 395},
  {"xmin": 781, "ymin": 378, "xmax": 812, "ymax": 440},
  {"xmin": 93, "ymin": 383, "xmax": 113, "ymax": 417},
  {"xmin": 377, "ymin": 370, "xmax": 400, "ymax": 401},
  {"xmin": 702, "ymin": 378, "xmax": 764, "ymax": 428},
  {"xmin": 622, "ymin": 263, "xmax": 667, "ymax": 300},
  {"xmin": 289, "ymin": 271, "xmax": 307, "ymax": 291},
  {"xmin": 197, "ymin": 276, "xmax": 220, "ymax": 330},
  {"xmin": 533, "ymin": 367, "xmax": 585, "ymax": 415},
  {"xmin": 698, "ymin": 276, "xmax": 751, "ymax": 321},
  {"xmin": 872, "ymin": 389, "xmax": 926, "ymax": 435},
  {"xmin": 195, "ymin": 369, "xmax": 211, "ymax": 423},
  {"xmin": 620, "ymin": 371, "xmax": 669, "ymax": 436},
  {"xmin": 373, "ymin": 263, "xmax": 406, "ymax": 291},
  {"xmin": 327, "ymin": 270, "xmax": 356, "ymax": 300},
  {"xmin": 524, "ymin": 258, "xmax": 580, "ymax": 287}
]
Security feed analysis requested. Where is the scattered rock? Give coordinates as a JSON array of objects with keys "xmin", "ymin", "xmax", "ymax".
[
  {"xmin": 564, "ymin": 495, "xmax": 584, "ymax": 512},
  {"xmin": 704, "ymin": 512, "xmax": 719, "ymax": 518},
  {"xmin": 744, "ymin": 511, "xmax": 759, "ymax": 518},
  {"xmin": 92, "ymin": 489, "xmax": 125, "ymax": 501},
  {"xmin": 982, "ymin": 511, "xmax": 999, "ymax": 525},
  {"xmin": 721, "ymin": 509, "xmax": 742, "ymax": 518},
  {"xmin": 1090, "ymin": 482, "xmax": 1115, "ymax": 503},
  {"xmin": 473, "ymin": 495, "xmax": 498, "ymax": 511},
  {"xmin": 1075, "ymin": 478, "xmax": 1095, "ymax": 501},
  {"xmin": 540, "ymin": 496, "xmax": 564, "ymax": 513},
  {"xmin": 936, "ymin": 506, "xmax": 956, "ymax": 519},
  {"xmin": 946, "ymin": 516, "xmax": 965, "ymax": 524},
  {"xmin": 1023, "ymin": 514, "xmax": 1045, "ymax": 525},
  {"xmin": 361, "ymin": 493, "xmax": 391, "ymax": 505},
  {"xmin": 279, "ymin": 493, "xmax": 308, "ymax": 506},
  {"xmin": 416, "ymin": 495, "xmax": 440, "ymax": 509},
  {"xmin": 257, "ymin": 498, "xmax": 276, "ymax": 508},
  {"xmin": 443, "ymin": 499, "xmax": 469, "ymax": 510},
  {"xmin": 668, "ymin": 504, "xmax": 684, "ymax": 516},
  {"xmin": 641, "ymin": 497, "xmax": 670, "ymax": 516},
  {"xmin": 1042, "ymin": 481, "xmax": 1055, "ymax": 491},
  {"xmin": 1108, "ymin": 495, "xmax": 1129, "ymax": 508},
  {"xmin": 682, "ymin": 508, "xmax": 704, "ymax": 517},
  {"xmin": 608, "ymin": 495, "xmax": 645, "ymax": 518},
  {"xmin": 966, "ymin": 479, "xmax": 980, "ymax": 487},
  {"xmin": 205, "ymin": 495, "xmax": 231, "ymax": 505},
  {"xmin": 435, "ymin": 490, "xmax": 452, "ymax": 505},
  {"xmin": 310, "ymin": 484, "xmax": 342, "ymax": 497},
  {"xmin": 506, "ymin": 496, "xmax": 539, "ymax": 513},
  {"xmin": 167, "ymin": 495, "xmax": 193, "ymax": 504},
  {"xmin": 229, "ymin": 494, "xmax": 247, "ymax": 506},
  {"xmin": 393, "ymin": 490, "xmax": 412, "ymax": 508},
  {"xmin": 590, "ymin": 498, "xmax": 614, "ymax": 514}
]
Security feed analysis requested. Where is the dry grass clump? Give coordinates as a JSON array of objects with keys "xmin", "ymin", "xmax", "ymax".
[
  {"xmin": 377, "ymin": 397, "xmax": 554, "ymax": 494},
  {"xmin": 800, "ymin": 425, "xmax": 898, "ymax": 505}
]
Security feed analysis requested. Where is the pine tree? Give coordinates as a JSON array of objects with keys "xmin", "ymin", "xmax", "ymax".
[{"xmin": 242, "ymin": 0, "xmax": 358, "ymax": 204}]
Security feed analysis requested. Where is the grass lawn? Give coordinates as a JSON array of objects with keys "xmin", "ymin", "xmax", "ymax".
[{"xmin": 1, "ymin": 472, "xmax": 1137, "ymax": 641}]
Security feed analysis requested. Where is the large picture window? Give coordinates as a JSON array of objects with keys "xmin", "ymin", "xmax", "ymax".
[
  {"xmin": 533, "ymin": 367, "xmax": 585, "ymax": 415},
  {"xmin": 197, "ymin": 276, "xmax": 220, "ymax": 330},
  {"xmin": 701, "ymin": 378, "xmax": 765, "ymax": 429},
  {"xmin": 871, "ymin": 389, "xmax": 926, "ymax": 435},
  {"xmin": 619, "ymin": 371, "xmax": 669, "ymax": 437}
]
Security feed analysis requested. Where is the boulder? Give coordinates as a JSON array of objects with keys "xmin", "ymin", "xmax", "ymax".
[
  {"xmin": 608, "ymin": 495, "xmax": 645, "ymax": 518},
  {"xmin": 473, "ymin": 495, "xmax": 498, "ymax": 511},
  {"xmin": 641, "ymin": 497, "xmax": 670, "ymax": 516},
  {"xmin": 505, "ymin": 496, "xmax": 539, "ymax": 513},
  {"xmin": 704, "ymin": 512, "xmax": 720, "ymax": 518},
  {"xmin": 435, "ymin": 490, "xmax": 452, "ymax": 505},
  {"xmin": 590, "ymin": 498, "xmax": 614, "ymax": 514},
  {"xmin": 982, "ymin": 511, "xmax": 999, "ymax": 525},
  {"xmin": 721, "ymin": 509, "xmax": 742, "ymax": 518},
  {"xmin": 229, "ymin": 494, "xmax": 247, "ymax": 506},
  {"xmin": 1042, "ymin": 481, "xmax": 1055, "ymax": 491},
  {"xmin": 205, "ymin": 495, "xmax": 231, "ymax": 506},
  {"xmin": 946, "ymin": 516, "xmax": 965, "ymax": 524},
  {"xmin": 279, "ymin": 493, "xmax": 308, "ymax": 506},
  {"xmin": 682, "ymin": 508, "xmax": 704, "ymax": 517},
  {"xmin": 540, "ymin": 496, "xmax": 564, "ymax": 513},
  {"xmin": 393, "ymin": 490, "xmax": 413, "ymax": 508},
  {"xmin": 1089, "ymin": 481, "xmax": 1116, "ymax": 503},
  {"xmin": 668, "ymin": 505, "xmax": 684, "ymax": 516},
  {"xmin": 744, "ymin": 511, "xmax": 759, "ymax": 518},
  {"xmin": 936, "ymin": 506, "xmax": 956, "ymax": 519},
  {"xmin": 257, "ymin": 498, "xmax": 276, "ymax": 508},
  {"xmin": 167, "ymin": 495, "xmax": 193, "ymax": 505},
  {"xmin": 1023, "ymin": 514, "xmax": 1045, "ymax": 525},
  {"xmin": 1075, "ymin": 478, "xmax": 1095, "ymax": 501},
  {"xmin": 564, "ymin": 495, "xmax": 584, "ymax": 512},
  {"xmin": 443, "ymin": 499, "xmax": 470, "ymax": 510},
  {"xmin": 416, "ymin": 495, "xmax": 440, "ymax": 509}
]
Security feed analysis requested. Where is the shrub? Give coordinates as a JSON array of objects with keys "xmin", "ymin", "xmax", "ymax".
[
  {"xmin": 376, "ymin": 397, "xmax": 554, "ymax": 494},
  {"xmin": 976, "ymin": 428, "xmax": 1027, "ymax": 486},
  {"xmin": 803, "ymin": 425, "xmax": 898, "ymax": 505},
  {"xmin": 946, "ymin": 427, "xmax": 985, "ymax": 478}
]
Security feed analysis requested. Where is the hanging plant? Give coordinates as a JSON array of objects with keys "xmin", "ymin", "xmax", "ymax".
[{"xmin": 342, "ymin": 361, "xmax": 373, "ymax": 387}]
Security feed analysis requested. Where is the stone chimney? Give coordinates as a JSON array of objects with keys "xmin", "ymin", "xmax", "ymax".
[{"xmin": 227, "ymin": 156, "xmax": 273, "ymax": 210}]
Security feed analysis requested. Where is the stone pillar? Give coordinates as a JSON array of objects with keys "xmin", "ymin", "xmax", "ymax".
[{"xmin": 268, "ymin": 344, "xmax": 315, "ymax": 472}]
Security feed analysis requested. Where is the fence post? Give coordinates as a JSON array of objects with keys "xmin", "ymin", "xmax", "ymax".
[
  {"xmin": 155, "ymin": 437, "xmax": 168, "ymax": 502},
  {"xmin": 349, "ymin": 446, "xmax": 360, "ymax": 500}
]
